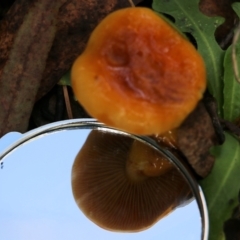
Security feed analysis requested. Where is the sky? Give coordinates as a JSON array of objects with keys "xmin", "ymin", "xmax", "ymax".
[{"xmin": 0, "ymin": 129, "xmax": 201, "ymax": 240}]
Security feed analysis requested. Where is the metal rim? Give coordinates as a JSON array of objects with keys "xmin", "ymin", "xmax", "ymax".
[{"xmin": 0, "ymin": 118, "xmax": 209, "ymax": 239}]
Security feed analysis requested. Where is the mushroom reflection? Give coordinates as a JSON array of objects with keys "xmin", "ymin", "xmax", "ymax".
[{"xmin": 71, "ymin": 130, "xmax": 192, "ymax": 232}]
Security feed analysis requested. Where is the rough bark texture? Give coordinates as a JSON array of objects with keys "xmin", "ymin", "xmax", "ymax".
[
  {"xmin": 0, "ymin": 0, "xmax": 135, "ymax": 137},
  {"xmin": 0, "ymin": 0, "xmax": 65, "ymax": 136},
  {"xmin": 176, "ymin": 102, "xmax": 219, "ymax": 178},
  {"xmin": 36, "ymin": 0, "xmax": 136, "ymax": 100}
]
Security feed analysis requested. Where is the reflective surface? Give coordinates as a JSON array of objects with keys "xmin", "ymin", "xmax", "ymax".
[{"xmin": 0, "ymin": 120, "xmax": 208, "ymax": 240}]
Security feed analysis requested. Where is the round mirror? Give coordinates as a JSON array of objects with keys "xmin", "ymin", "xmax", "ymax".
[{"xmin": 0, "ymin": 119, "xmax": 208, "ymax": 240}]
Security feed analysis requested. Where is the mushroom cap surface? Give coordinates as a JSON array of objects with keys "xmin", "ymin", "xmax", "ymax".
[{"xmin": 71, "ymin": 7, "xmax": 206, "ymax": 135}]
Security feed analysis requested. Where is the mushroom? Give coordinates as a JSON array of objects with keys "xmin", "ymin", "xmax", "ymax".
[
  {"xmin": 71, "ymin": 130, "xmax": 192, "ymax": 232},
  {"xmin": 71, "ymin": 7, "xmax": 206, "ymax": 135}
]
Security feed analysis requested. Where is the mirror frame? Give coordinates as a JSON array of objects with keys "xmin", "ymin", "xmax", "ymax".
[{"xmin": 0, "ymin": 118, "xmax": 209, "ymax": 240}]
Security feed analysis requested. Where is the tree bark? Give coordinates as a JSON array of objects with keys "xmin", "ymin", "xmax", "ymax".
[{"xmin": 0, "ymin": 0, "xmax": 135, "ymax": 137}]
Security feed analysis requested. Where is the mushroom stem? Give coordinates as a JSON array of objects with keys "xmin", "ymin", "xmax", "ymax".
[{"xmin": 126, "ymin": 140, "xmax": 173, "ymax": 182}]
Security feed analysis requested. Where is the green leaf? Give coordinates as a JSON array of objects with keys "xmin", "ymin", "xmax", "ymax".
[
  {"xmin": 233, "ymin": 2, "xmax": 240, "ymax": 20},
  {"xmin": 152, "ymin": 0, "xmax": 225, "ymax": 115},
  {"xmin": 223, "ymin": 45, "xmax": 240, "ymax": 121},
  {"xmin": 58, "ymin": 71, "xmax": 71, "ymax": 87},
  {"xmin": 200, "ymin": 133, "xmax": 240, "ymax": 240},
  {"xmin": 223, "ymin": 3, "xmax": 240, "ymax": 121}
]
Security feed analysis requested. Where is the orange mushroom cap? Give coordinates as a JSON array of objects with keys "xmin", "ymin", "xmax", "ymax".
[
  {"xmin": 71, "ymin": 7, "xmax": 206, "ymax": 135},
  {"xmin": 71, "ymin": 130, "xmax": 192, "ymax": 232}
]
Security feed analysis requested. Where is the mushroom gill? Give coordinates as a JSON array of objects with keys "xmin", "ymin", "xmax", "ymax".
[{"xmin": 71, "ymin": 130, "xmax": 192, "ymax": 232}]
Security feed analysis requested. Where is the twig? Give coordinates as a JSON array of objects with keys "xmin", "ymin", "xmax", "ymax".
[
  {"xmin": 55, "ymin": 85, "xmax": 64, "ymax": 121},
  {"xmin": 128, "ymin": 0, "xmax": 135, "ymax": 7},
  {"xmin": 203, "ymin": 91, "xmax": 225, "ymax": 144},
  {"xmin": 63, "ymin": 86, "xmax": 73, "ymax": 119},
  {"xmin": 232, "ymin": 23, "xmax": 240, "ymax": 83},
  {"xmin": 221, "ymin": 119, "xmax": 240, "ymax": 139}
]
